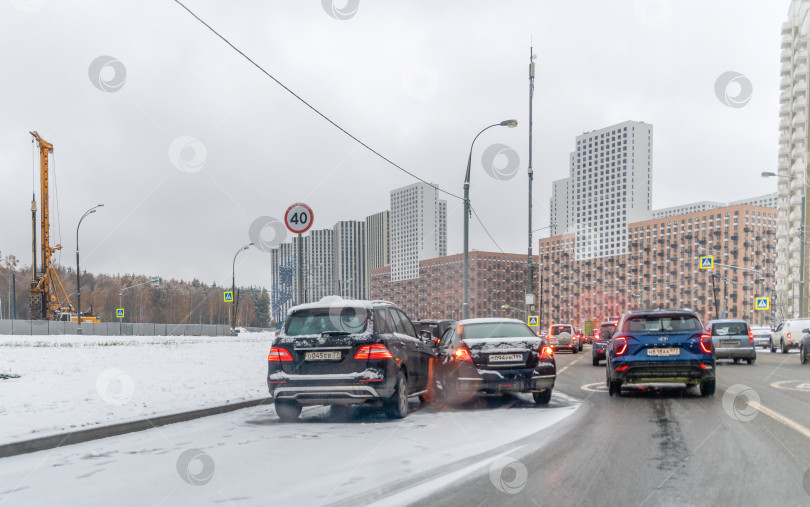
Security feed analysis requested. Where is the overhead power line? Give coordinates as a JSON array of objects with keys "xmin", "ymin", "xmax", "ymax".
[{"xmin": 172, "ymin": 0, "xmax": 463, "ymax": 202}]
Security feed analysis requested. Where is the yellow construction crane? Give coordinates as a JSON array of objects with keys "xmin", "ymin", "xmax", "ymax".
[{"xmin": 29, "ymin": 131, "xmax": 74, "ymax": 320}]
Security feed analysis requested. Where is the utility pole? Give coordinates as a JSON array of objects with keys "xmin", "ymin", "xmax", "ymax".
[
  {"xmin": 538, "ymin": 273, "xmax": 543, "ymax": 329},
  {"xmin": 12, "ymin": 272, "xmax": 16, "ymax": 320},
  {"xmin": 710, "ymin": 274, "xmax": 720, "ymax": 319},
  {"xmin": 526, "ymin": 46, "xmax": 536, "ymax": 322},
  {"xmin": 722, "ymin": 276, "xmax": 728, "ymax": 319}
]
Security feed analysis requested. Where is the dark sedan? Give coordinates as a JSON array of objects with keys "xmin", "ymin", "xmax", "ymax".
[
  {"xmin": 431, "ymin": 318, "xmax": 556, "ymax": 405},
  {"xmin": 592, "ymin": 321, "xmax": 617, "ymax": 366}
]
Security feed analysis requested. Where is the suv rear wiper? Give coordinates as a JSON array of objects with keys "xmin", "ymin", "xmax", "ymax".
[{"xmin": 321, "ymin": 331, "xmax": 351, "ymax": 336}]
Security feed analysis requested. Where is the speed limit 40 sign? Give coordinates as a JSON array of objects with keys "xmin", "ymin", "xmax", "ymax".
[{"xmin": 284, "ymin": 203, "xmax": 314, "ymax": 234}]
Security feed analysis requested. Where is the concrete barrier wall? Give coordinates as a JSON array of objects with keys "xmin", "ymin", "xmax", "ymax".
[{"xmin": 0, "ymin": 320, "xmax": 233, "ymax": 336}]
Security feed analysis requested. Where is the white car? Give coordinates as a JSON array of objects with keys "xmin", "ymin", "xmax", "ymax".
[
  {"xmin": 750, "ymin": 326, "xmax": 772, "ymax": 349},
  {"xmin": 769, "ymin": 319, "xmax": 810, "ymax": 353}
]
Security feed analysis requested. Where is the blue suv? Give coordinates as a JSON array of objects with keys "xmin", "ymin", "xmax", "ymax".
[{"xmin": 606, "ymin": 309, "xmax": 716, "ymax": 397}]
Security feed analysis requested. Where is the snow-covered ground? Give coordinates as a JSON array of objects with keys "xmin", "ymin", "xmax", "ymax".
[
  {"xmin": 0, "ymin": 394, "xmax": 580, "ymax": 506},
  {"xmin": 0, "ymin": 333, "xmax": 275, "ymax": 444}
]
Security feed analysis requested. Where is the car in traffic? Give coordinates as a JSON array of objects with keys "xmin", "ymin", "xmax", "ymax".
[
  {"xmin": 703, "ymin": 319, "xmax": 756, "ymax": 364},
  {"xmin": 769, "ymin": 318, "xmax": 810, "ymax": 353},
  {"xmin": 750, "ymin": 326, "xmax": 772, "ymax": 349},
  {"xmin": 546, "ymin": 323, "xmax": 577, "ymax": 353},
  {"xmin": 574, "ymin": 328, "xmax": 584, "ymax": 351},
  {"xmin": 592, "ymin": 320, "xmax": 617, "ymax": 366},
  {"xmin": 583, "ymin": 329, "xmax": 595, "ymax": 345},
  {"xmin": 801, "ymin": 328, "xmax": 810, "ymax": 365},
  {"xmin": 267, "ymin": 296, "xmax": 433, "ymax": 421},
  {"xmin": 606, "ymin": 309, "xmax": 716, "ymax": 397},
  {"xmin": 413, "ymin": 319, "xmax": 457, "ymax": 345},
  {"xmin": 430, "ymin": 318, "xmax": 556, "ymax": 405}
]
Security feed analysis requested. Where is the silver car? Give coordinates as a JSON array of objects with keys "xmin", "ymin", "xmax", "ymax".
[
  {"xmin": 704, "ymin": 319, "xmax": 756, "ymax": 364},
  {"xmin": 546, "ymin": 323, "xmax": 577, "ymax": 354},
  {"xmin": 750, "ymin": 326, "xmax": 772, "ymax": 349}
]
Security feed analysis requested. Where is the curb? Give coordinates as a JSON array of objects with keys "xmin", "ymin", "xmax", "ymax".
[{"xmin": 0, "ymin": 397, "xmax": 273, "ymax": 459}]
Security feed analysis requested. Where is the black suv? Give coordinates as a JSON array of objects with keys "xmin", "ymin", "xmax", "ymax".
[{"xmin": 268, "ymin": 297, "xmax": 433, "ymax": 421}]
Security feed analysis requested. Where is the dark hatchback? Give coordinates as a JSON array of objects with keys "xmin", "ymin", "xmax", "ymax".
[
  {"xmin": 431, "ymin": 318, "xmax": 556, "ymax": 405},
  {"xmin": 592, "ymin": 321, "xmax": 617, "ymax": 366},
  {"xmin": 606, "ymin": 309, "xmax": 716, "ymax": 397},
  {"xmin": 267, "ymin": 297, "xmax": 433, "ymax": 421}
]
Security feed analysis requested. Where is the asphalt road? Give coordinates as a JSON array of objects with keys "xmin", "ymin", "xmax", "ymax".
[{"xmin": 420, "ymin": 346, "xmax": 810, "ymax": 507}]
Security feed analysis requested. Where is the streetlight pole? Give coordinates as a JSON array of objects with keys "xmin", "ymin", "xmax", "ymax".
[
  {"xmin": 231, "ymin": 243, "xmax": 253, "ymax": 330},
  {"xmin": 526, "ymin": 48, "xmax": 536, "ymax": 323},
  {"xmin": 463, "ymin": 119, "xmax": 518, "ymax": 320},
  {"xmin": 75, "ymin": 204, "xmax": 103, "ymax": 335}
]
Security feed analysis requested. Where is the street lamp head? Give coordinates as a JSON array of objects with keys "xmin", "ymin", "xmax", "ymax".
[
  {"xmin": 500, "ymin": 119, "xmax": 518, "ymax": 128},
  {"xmin": 761, "ymin": 172, "xmax": 777, "ymax": 178},
  {"xmin": 97, "ymin": 204, "xmax": 104, "ymax": 207}
]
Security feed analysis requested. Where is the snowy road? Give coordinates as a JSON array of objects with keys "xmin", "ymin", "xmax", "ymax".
[{"xmin": 0, "ymin": 393, "xmax": 579, "ymax": 506}]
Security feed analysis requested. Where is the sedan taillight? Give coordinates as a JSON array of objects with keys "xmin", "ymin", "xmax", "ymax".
[
  {"xmin": 268, "ymin": 347, "xmax": 293, "ymax": 362},
  {"xmin": 613, "ymin": 336, "xmax": 628, "ymax": 356},
  {"xmin": 539, "ymin": 346, "xmax": 554, "ymax": 360},
  {"xmin": 355, "ymin": 344, "xmax": 394, "ymax": 360},
  {"xmin": 453, "ymin": 346, "xmax": 473, "ymax": 362},
  {"xmin": 748, "ymin": 328, "xmax": 754, "ymax": 343}
]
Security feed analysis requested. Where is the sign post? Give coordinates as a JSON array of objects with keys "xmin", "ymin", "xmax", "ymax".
[{"xmin": 285, "ymin": 203, "xmax": 314, "ymax": 304}]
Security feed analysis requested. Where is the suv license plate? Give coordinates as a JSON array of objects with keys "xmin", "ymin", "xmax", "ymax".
[
  {"xmin": 647, "ymin": 347, "xmax": 679, "ymax": 357},
  {"xmin": 720, "ymin": 339, "xmax": 739, "ymax": 346},
  {"xmin": 489, "ymin": 353, "xmax": 522, "ymax": 362},
  {"xmin": 305, "ymin": 351, "xmax": 342, "ymax": 361}
]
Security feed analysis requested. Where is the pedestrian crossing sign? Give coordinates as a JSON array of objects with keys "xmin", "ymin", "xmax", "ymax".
[
  {"xmin": 754, "ymin": 297, "xmax": 769, "ymax": 311},
  {"xmin": 116, "ymin": 308, "xmax": 124, "ymax": 319},
  {"xmin": 699, "ymin": 256, "xmax": 714, "ymax": 269},
  {"xmin": 224, "ymin": 291, "xmax": 233, "ymax": 302},
  {"xmin": 527, "ymin": 316, "xmax": 539, "ymax": 327}
]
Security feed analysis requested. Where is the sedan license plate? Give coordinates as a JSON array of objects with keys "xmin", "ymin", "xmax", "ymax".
[
  {"xmin": 304, "ymin": 351, "xmax": 341, "ymax": 361},
  {"xmin": 647, "ymin": 347, "xmax": 680, "ymax": 357},
  {"xmin": 489, "ymin": 353, "xmax": 522, "ymax": 362}
]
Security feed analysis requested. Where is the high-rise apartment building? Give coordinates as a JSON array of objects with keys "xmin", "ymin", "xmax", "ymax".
[
  {"xmin": 365, "ymin": 210, "xmax": 390, "ymax": 298},
  {"xmin": 653, "ymin": 202, "xmax": 725, "ymax": 219},
  {"xmin": 305, "ymin": 228, "xmax": 334, "ymax": 303},
  {"xmin": 550, "ymin": 121, "xmax": 653, "ymax": 261},
  {"xmin": 390, "ymin": 182, "xmax": 447, "ymax": 281},
  {"xmin": 333, "ymin": 220, "xmax": 366, "ymax": 299},
  {"xmin": 730, "ymin": 193, "xmax": 778, "ymax": 209},
  {"xmin": 776, "ymin": 0, "xmax": 810, "ymax": 318}
]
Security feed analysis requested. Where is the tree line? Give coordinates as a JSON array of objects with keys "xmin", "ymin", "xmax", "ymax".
[{"xmin": 0, "ymin": 252, "xmax": 271, "ymax": 328}]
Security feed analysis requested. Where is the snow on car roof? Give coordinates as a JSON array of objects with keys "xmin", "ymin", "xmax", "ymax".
[
  {"xmin": 287, "ymin": 296, "xmax": 396, "ymax": 315},
  {"xmin": 459, "ymin": 318, "xmax": 526, "ymax": 325}
]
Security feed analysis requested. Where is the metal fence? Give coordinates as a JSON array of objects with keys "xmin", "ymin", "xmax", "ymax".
[{"xmin": 0, "ymin": 320, "xmax": 232, "ymax": 336}]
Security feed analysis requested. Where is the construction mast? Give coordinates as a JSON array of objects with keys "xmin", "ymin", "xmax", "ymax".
[{"xmin": 29, "ymin": 131, "xmax": 73, "ymax": 320}]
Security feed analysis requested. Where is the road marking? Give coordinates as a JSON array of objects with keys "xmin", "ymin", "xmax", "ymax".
[
  {"xmin": 557, "ymin": 354, "xmax": 585, "ymax": 375},
  {"xmin": 748, "ymin": 401, "xmax": 810, "ymax": 441},
  {"xmin": 580, "ymin": 382, "xmax": 607, "ymax": 392},
  {"xmin": 770, "ymin": 380, "xmax": 810, "ymax": 392}
]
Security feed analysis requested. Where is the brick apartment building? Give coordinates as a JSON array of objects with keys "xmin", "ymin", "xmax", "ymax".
[
  {"xmin": 370, "ymin": 252, "xmax": 536, "ymax": 321},
  {"xmin": 538, "ymin": 204, "xmax": 777, "ymax": 327}
]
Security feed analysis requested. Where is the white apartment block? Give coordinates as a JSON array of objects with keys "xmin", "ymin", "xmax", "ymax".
[
  {"xmin": 729, "ymin": 193, "xmax": 779, "ymax": 209},
  {"xmin": 333, "ymin": 220, "xmax": 367, "ymax": 299},
  {"xmin": 653, "ymin": 201, "xmax": 725, "ymax": 219},
  {"xmin": 550, "ymin": 121, "xmax": 653, "ymax": 260},
  {"xmin": 390, "ymin": 182, "xmax": 448, "ymax": 281},
  {"xmin": 365, "ymin": 210, "xmax": 390, "ymax": 297},
  {"xmin": 776, "ymin": 0, "xmax": 810, "ymax": 318},
  {"xmin": 305, "ymin": 228, "xmax": 334, "ymax": 303}
]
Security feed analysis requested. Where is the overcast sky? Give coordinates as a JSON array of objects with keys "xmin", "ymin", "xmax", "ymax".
[{"xmin": 0, "ymin": 0, "xmax": 789, "ymax": 289}]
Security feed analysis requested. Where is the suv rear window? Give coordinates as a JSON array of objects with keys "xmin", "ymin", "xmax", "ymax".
[
  {"xmin": 551, "ymin": 325, "xmax": 573, "ymax": 335},
  {"xmin": 623, "ymin": 314, "xmax": 701, "ymax": 333},
  {"xmin": 711, "ymin": 322, "xmax": 748, "ymax": 336},
  {"xmin": 599, "ymin": 323, "xmax": 616, "ymax": 337},
  {"xmin": 285, "ymin": 307, "xmax": 369, "ymax": 336}
]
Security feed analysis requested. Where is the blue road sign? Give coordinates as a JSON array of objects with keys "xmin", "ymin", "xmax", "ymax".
[
  {"xmin": 755, "ymin": 297, "xmax": 769, "ymax": 311},
  {"xmin": 699, "ymin": 256, "xmax": 714, "ymax": 269},
  {"xmin": 527, "ymin": 316, "xmax": 539, "ymax": 327}
]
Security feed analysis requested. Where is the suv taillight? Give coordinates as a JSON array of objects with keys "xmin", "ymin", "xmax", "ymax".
[
  {"xmin": 268, "ymin": 347, "xmax": 293, "ymax": 362},
  {"xmin": 699, "ymin": 333, "xmax": 712, "ymax": 354},
  {"xmin": 748, "ymin": 328, "xmax": 754, "ymax": 343},
  {"xmin": 613, "ymin": 336, "xmax": 628, "ymax": 356},
  {"xmin": 355, "ymin": 344, "xmax": 394, "ymax": 360},
  {"xmin": 453, "ymin": 346, "xmax": 473, "ymax": 362},
  {"xmin": 539, "ymin": 345, "xmax": 554, "ymax": 360}
]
